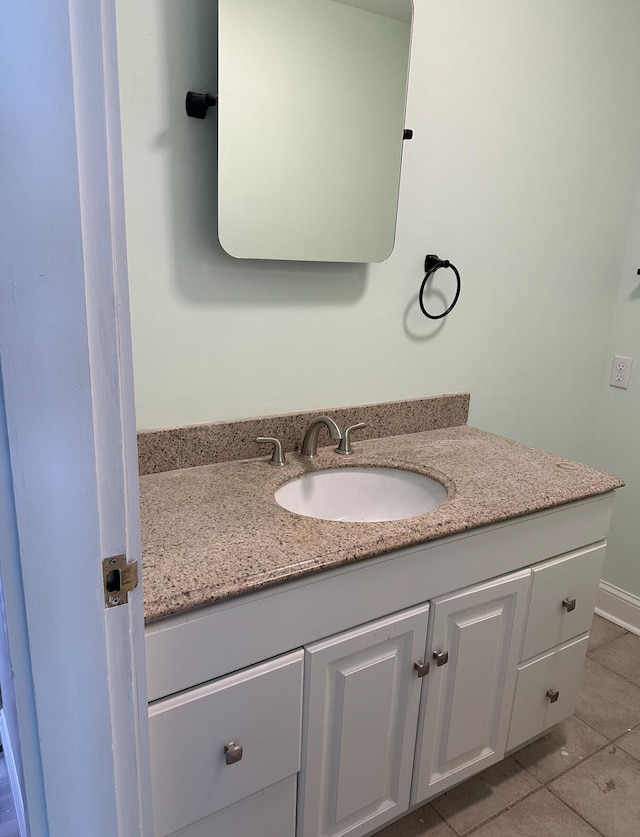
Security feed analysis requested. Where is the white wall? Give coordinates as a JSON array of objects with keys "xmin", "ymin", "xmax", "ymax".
[{"xmin": 116, "ymin": 2, "xmax": 640, "ymax": 584}]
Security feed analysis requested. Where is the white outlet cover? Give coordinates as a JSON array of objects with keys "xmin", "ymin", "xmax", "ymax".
[{"xmin": 610, "ymin": 355, "xmax": 633, "ymax": 389}]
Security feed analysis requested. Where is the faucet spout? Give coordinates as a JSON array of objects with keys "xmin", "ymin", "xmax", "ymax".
[{"xmin": 300, "ymin": 416, "xmax": 342, "ymax": 459}]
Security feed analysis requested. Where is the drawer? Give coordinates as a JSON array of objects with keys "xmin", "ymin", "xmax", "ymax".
[
  {"xmin": 521, "ymin": 543, "xmax": 605, "ymax": 661},
  {"xmin": 149, "ymin": 650, "xmax": 303, "ymax": 837},
  {"xmin": 159, "ymin": 776, "xmax": 297, "ymax": 837},
  {"xmin": 507, "ymin": 634, "xmax": 588, "ymax": 751}
]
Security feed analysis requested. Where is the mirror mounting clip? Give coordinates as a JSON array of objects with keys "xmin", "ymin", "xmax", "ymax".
[{"xmin": 186, "ymin": 91, "xmax": 218, "ymax": 119}]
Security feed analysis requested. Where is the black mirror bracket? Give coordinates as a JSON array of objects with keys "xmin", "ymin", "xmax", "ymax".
[{"xmin": 185, "ymin": 91, "xmax": 218, "ymax": 119}]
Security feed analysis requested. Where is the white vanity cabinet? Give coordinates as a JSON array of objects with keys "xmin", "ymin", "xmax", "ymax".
[{"xmin": 145, "ymin": 494, "xmax": 615, "ymax": 837}]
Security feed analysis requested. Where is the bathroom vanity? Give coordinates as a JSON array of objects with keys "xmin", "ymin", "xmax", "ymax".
[{"xmin": 140, "ymin": 403, "xmax": 622, "ymax": 837}]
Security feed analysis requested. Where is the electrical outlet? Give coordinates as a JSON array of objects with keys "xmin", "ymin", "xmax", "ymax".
[{"xmin": 609, "ymin": 355, "xmax": 633, "ymax": 389}]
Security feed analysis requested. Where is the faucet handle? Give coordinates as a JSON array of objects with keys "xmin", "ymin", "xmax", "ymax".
[
  {"xmin": 335, "ymin": 423, "xmax": 366, "ymax": 455},
  {"xmin": 256, "ymin": 437, "xmax": 286, "ymax": 466}
]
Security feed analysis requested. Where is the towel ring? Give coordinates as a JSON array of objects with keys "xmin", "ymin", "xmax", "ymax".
[{"xmin": 419, "ymin": 255, "xmax": 461, "ymax": 319}]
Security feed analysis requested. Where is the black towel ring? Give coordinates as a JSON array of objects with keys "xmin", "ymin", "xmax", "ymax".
[{"xmin": 419, "ymin": 255, "xmax": 461, "ymax": 320}]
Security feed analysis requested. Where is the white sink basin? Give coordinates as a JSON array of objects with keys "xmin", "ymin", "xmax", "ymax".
[{"xmin": 274, "ymin": 466, "xmax": 447, "ymax": 523}]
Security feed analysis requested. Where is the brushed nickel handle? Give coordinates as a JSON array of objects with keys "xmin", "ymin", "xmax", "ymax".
[
  {"xmin": 562, "ymin": 597, "xmax": 576, "ymax": 612},
  {"xmin": 433, "ymin": 650, "xmax": 449, "ymax": 666},
  {"xmin": 546, "ymin": 689, "xmax": 559, "ymax": 704},
  {"xmin": 224, "ymin": 741, "xmax": 243, "ymax": 765},
  {"xmin": 414, "ymin": 661, "xmax": 430, "ymax": 678},
  {"xmin": 335, "ymin": 423, "xmax": 366, "ymax": 455},
  {"xmin": 256, "ymin": 437, "xmax": 286, "ymax": 466}
]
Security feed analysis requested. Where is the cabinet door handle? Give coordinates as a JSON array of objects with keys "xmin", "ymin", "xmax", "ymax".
[
  {"xmin": 224, "ymin": 741, "xmax": 243, "ymax": 765},
  {"xmin": 562, "ymin": 597, "xmax": 576, "ymax": 612},
  {"xmin": 546, "ymin": 689, "xmax": 560, "ymax": 703},
  {"xmin": 433, "ymin": 650, "xmax": 449, "ymax": 666},
  {"xmin": 414, "ymin": 661, "xmax": 430, "ymax": 678}
]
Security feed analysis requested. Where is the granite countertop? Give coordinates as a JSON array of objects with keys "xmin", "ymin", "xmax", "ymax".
[{"xmin": 140, "ymin": 425, "xmax": 623, "ymax": 623}]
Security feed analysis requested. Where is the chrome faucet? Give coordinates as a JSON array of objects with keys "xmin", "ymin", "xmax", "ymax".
[{"xmin": 300, "ymin": 416, "xmax": 342, "ymax": 458}]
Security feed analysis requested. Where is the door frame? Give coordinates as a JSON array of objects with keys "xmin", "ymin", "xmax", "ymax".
[{"xmin": 0, "ymin": 0, "xmax": 152, "ymax": 833}]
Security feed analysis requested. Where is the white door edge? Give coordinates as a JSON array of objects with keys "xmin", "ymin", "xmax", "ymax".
[
  {"xmin": 0, "ymin": 0, "xmax": 152, "ymax": 833},
  {"xmin": 69, "ymin": 0, "xmax": 153, "ymax": 831}
]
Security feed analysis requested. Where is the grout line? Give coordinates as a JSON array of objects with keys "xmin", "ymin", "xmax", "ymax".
[
  {"xmin": 461, "ymin": 784, "xmax": 542, "ymax": 835},
  {"xmin": 457, "ymin": 776, "xmax": 606, "ymax": 837},
  {"xmin": 586, "ymin": 649, "xmax": 640, "ymax": 691},
  {"xmin": 605, "ymin": 724, "xmax": 640, "ymax": 755},
  {"xmin": 586, "ymin": 632, "xmax": 627, "ymax": 653},
  {"xmin": 439, "ymin": 709, "xmax": 640, "ymax": 837},
  {"xmin": 428, "ymin": 804, "xmax": 464, "ymax": 836},
  {"xmin": 544, "ymin": 783, "xmax": 606, "ymax": 836},
  {"xmin": 533, "ymin": 719, "xmax": 640, "ymax": 837},
  {"xmin": 512, "ymin": 739, "xmax": 609, "ymax": 785}
]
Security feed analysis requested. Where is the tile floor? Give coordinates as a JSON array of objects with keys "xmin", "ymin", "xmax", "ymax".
[{"xmin": 377, "ymin": 614, "xmax": 640, "ymax": 837}]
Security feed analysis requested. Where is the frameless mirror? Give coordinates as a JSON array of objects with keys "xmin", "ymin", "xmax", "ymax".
[{"xmin": 217, "ymin": 0, "xmax": 413, "ymax": 263}]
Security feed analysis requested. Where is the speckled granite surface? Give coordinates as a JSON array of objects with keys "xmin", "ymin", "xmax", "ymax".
[
  {"xmin": 137, "ymin": 393, "xmax": 470, "ymax": 474},
  {"xmin": 140, "ymin": 425, "xmax": 623, "ymax": 623}
]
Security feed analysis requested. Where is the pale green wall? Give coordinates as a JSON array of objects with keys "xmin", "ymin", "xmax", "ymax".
[
  {"xmin": 592, "ymin": 167, "xmax": 640, "ymax": 597},
  {"xmin": 117, "ymin": 2, "xmax": 640, "ymax": 590}
]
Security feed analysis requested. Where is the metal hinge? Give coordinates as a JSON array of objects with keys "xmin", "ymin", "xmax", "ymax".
[{"xmin": 103, "ymin": 554, "xmax": 139, "ymax": 608}]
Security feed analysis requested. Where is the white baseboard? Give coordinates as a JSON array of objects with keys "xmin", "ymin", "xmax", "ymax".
[
  {"xmin": 596, "ymin": 580, "xmax": 640, "ymax": 636},
  {"xmin": 0, "ymin": 709, "xmax": 27, "ymax": 837}
]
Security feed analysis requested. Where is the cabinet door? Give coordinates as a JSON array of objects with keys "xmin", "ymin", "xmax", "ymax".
[
  {"xmin": 298, "ymin": 604, "xmax": 430, "ymax": 837},
  {"xmin": 412, "ymin": 570, "xmax": 530, "ymax": 804}
]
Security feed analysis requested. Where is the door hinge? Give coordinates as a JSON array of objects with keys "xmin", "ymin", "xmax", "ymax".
[{"xmin": 103, "ymin": 554, "xmax": 139, "ymax": 608}]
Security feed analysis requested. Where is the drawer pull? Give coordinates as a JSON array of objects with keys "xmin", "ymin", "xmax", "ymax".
[
  {"xmin": 546, "ymin": 689, "xmax": 560, "ymax": 704},
  {"xmin": 562, "ymin": 597, "xmax": 576, "ymax": 612},
  {"xmin": 224, "ymin": 741, "xmax": 243, "ymax": 765},
  {"xmin": 433, "ymin": 650, "xmax": 449, "ymax": 667},
  {"xmin": 414, "ymin": 661, "xmax": 430, "ymax": 678}
]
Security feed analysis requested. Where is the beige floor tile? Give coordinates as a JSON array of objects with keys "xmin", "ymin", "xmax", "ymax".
[
  {"xmin": 430, "ymin": 757, "xmax": 540, "ymax": 835},
  {"xmin": 588, "ymin": 632, "xmax": 640, "ymax": 685},
  {"xmin": 549, "ymin": 745, "xmax": 640, "ymax": 837},
  {"xmin": 513, "ymin": 715, "xmax": 607, "ymax": 783},
  {"xmin": 471, "ymin": 787, "xmax": 597, "ymax": 836},
  {"xmin": 574, "ymin": 658, "xmax": 640, "ymax": 740},
  {"xmin": 374, "ymin": 804, "xmax": 456, "ymax": 837},
  {"xmin": 587, "ymin": 614, "xmax": 626, "ymax": 651},
  {"xmin": 617, "ymin": 726, "xmax": 640, "ymax": 761}
]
